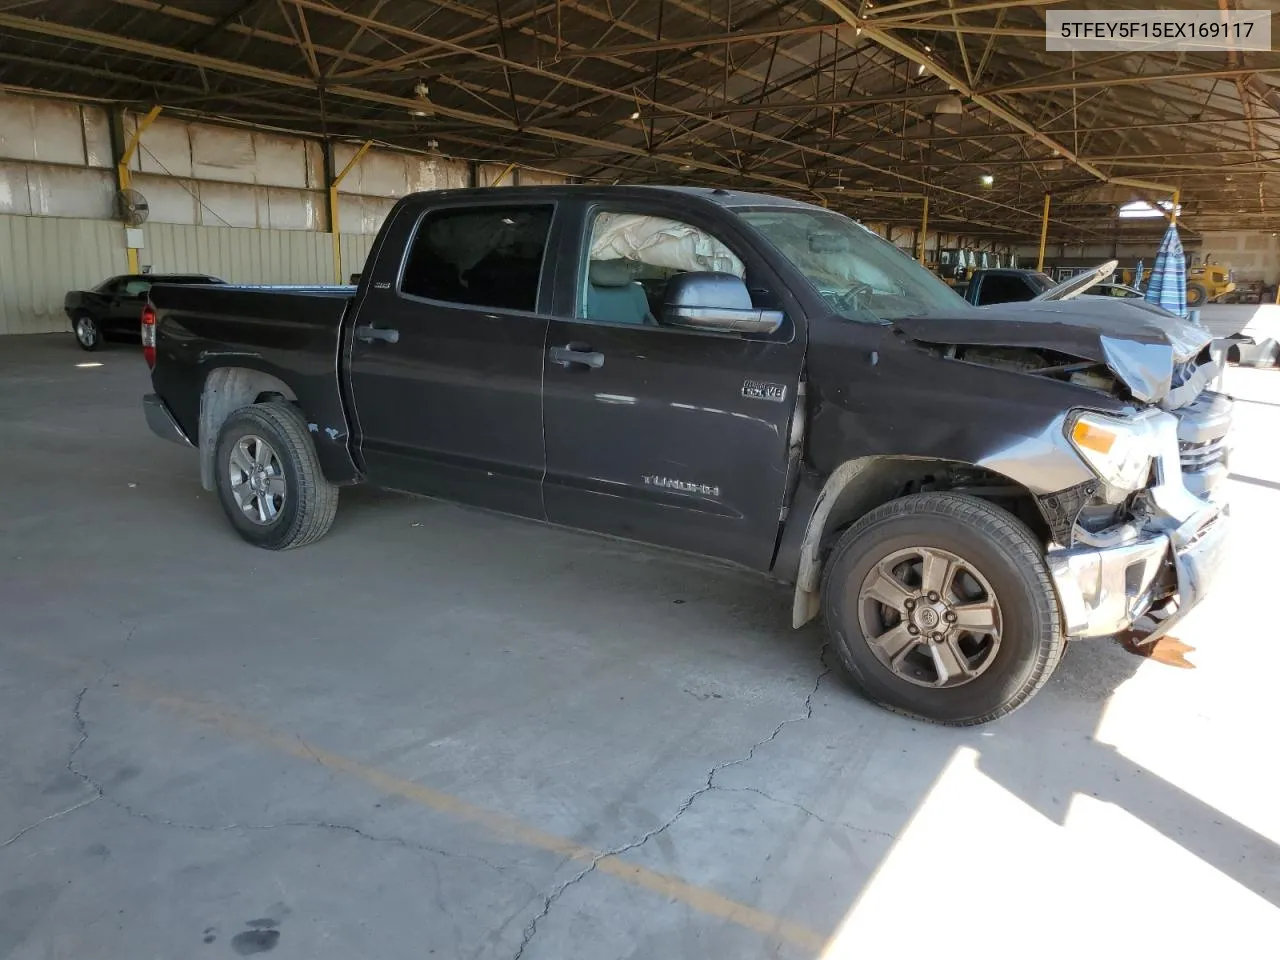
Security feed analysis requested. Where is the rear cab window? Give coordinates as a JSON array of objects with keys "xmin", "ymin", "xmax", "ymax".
[{"xmin": 399, "ymin": 204, "xmax": 555, "ymax": 313}]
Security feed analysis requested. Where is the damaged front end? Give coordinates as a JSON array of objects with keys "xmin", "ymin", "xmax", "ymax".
[
  {"xmin": 897, "ymin": 301, "xmax": 1231, "ymax": 651},
  {"xmin": 1042, "ymin": 401, "xmax": 1230, "ymax": 648}
]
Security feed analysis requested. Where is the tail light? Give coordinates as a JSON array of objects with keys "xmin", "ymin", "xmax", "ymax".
[{"xmin": 141, "ymin": 303, "xmax": 157, "ymax": 369}]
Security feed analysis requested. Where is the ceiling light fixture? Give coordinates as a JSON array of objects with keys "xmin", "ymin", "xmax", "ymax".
[
  {"xmin": 409, "ymin": 79, "xmax": 434, "ymax": 117},
  {"xmin": 980, "ymin": 174, "xmax": 994, "ymax": 187},
  {"xmin": 630, "ymin": 110, "xmax": 641, "ymax": 120}
]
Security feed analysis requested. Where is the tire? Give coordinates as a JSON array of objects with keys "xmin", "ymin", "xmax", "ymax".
[
  {"xmin": 73, "ymin": 313, "xmax": 100, "ymax": 351},
  {"xmin": 213, "ymin": 402, "xmax": 338, "ymax": 550},
  {"xmin": 1186, "ymin": 283, "xmax": 1207, "ymax": 308},
  {"xmin": 821, "ymin": 493, "xmax": 1063, "ymax": 725}
]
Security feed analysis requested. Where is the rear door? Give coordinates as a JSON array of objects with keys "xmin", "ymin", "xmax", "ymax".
[
  {"xmin": 540, "ymin": 197, "xmax": 807, "ymax": 569},
  {"xmin": 345, "ymin": 199, "xmax": 560, "ymax": 519}
]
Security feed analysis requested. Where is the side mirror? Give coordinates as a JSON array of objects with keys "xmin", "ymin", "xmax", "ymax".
[{"xmin": 662, "ymin": 272, "xmax": 783, "ymax": 335}]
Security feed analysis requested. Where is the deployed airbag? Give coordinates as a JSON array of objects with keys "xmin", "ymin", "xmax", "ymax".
[{"xmin": 590, "ymin": 213, "xmax": 745, "ymax": 277}]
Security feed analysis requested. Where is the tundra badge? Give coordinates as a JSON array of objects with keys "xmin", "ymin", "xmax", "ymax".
[
  {"xmin": 644, "ymin": 476, "xmax": 721, "ymax": 498},
  {"xmin": 742, "ymin": 380, "xmax": 787, "ymax": 402}
]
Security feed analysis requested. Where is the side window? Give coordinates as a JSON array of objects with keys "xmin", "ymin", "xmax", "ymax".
[
  {"xmin": 578, "ymin": 210, "xmax": 750, "ymax": 328},
  {"xmin": 401, "ymin": 204, "xmax": 553, "ymax": 312},
  {"xmin": 121, "ymin": 279, "xmax": 151, "ymax": 297}
]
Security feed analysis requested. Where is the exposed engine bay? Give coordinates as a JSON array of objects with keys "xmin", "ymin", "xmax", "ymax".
[
  {"xmin": 928, "ymin": 344, "xmax": 1124, "ymax": 398},
  {"xmin": 912, "ymin": 333, "xmax": 1218, "ymax": 411}
]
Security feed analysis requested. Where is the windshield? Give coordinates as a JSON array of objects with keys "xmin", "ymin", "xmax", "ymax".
[
  {"xmin": 1026, "ymin": 272, "xmax": 1054, "ymax": 293},
  {"xmin": 737, "ymin": 207, "xmax": 969, "ymax": 321}
]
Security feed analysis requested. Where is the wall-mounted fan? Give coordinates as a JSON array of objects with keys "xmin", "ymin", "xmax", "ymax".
[{"xmin": 114, "ymin": 188, "xmax": 150, "ymax": 227}]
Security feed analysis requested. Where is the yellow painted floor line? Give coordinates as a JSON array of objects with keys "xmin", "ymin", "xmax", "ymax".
[{"xmin": 15, "ymin": 644, "xmax": 827, "ymax": 952}]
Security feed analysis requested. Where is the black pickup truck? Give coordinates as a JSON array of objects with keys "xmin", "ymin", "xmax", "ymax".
[{"xmin": 143, "ymin": 186, "xmax": 1230, "ymax": 724}]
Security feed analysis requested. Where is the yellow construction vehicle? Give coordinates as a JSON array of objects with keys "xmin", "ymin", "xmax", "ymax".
[
  {"xmin": 1186, "ymin": 262, "xmax": 1235, "ymax": 307},
  {"xmin": 1116, "ymin": 261, "xmax": 1236, "ymax": 307}
]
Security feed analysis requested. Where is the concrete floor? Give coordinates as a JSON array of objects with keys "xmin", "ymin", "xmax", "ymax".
[{"xmin": 2, "ymin": 333, "xmax": 1278, "ymax": 959}]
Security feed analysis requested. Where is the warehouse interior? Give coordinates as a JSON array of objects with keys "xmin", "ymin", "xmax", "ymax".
[{"xmin": 2, "ymin": 1, "xmax": 1279, "ymax": 957}]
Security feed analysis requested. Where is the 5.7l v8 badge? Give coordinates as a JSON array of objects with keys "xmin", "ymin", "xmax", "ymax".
[{"xmin": 741, "ymin": 380, "xmax": 787, "ymax": 402}]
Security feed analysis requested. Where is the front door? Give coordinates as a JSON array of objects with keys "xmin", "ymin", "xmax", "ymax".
[
  {"xmin": 541, "ymin": 199, "xmax": 807, "ymax": 569},
  {"xmin": 346, "ymin": 200, "xmax": 559, "ymax": 519},
  {"xmin": 108, "ymin": 277, "xmax": 151, "ymax": 335}
]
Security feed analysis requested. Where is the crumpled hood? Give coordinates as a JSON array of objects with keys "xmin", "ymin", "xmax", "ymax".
[{"xmin": 894, "ymin": 298, "xmax": 1212, "ymax": 403}]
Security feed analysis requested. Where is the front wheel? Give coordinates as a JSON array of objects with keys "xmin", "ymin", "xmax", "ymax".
[
  {"xmin": 214, "ymin": 402, "xmax": 338, "ymax": 550},
  {"xmin": 822, "ymin": 493, "xmax": 1063, "ymax": 725},
  {"xmin": 1186, "ymin": 282, "xmax": 1208, "ymax": 307},
  {"xmin": 73, "ymin": 313, "xmax": 100, "ymax": 351}
]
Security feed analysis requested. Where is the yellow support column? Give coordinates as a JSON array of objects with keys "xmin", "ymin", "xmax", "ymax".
[
  {"xmin": 916, "ymin": 196, "xmax": 929, "ymax": 264},
  {"xmin": 1036, "ymin": 193, "xmax": 1051, "ymax": 272},
  {"xmin": 117, "ymin": 106, "xmax": 163, "ymax": 274},
  {"xmin": 330, "ymin": 140, "xmax": 374, "ymax": 283}
]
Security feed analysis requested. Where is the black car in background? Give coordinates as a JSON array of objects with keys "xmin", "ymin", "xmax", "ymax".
[{"xmin": 65, "ymin": 273, "xmax": 223, "ymax": 350}]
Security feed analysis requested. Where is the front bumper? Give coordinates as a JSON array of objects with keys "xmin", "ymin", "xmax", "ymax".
[
  {"xmin": 1047, "ymin": 506, "xmax": 1228, "ymax": 641},
  {"xmin": 1046, "ymin": 404, "xmax": 1231, "ymax": 643},
  {"xmin": 143, "ymin": 393, "xmax": 194, "ymax": 447}
]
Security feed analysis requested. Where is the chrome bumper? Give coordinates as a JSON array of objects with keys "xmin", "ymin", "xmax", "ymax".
[
  {"xmin": 1048, "ymin": 507, "xmax": 1228, "ymax": 639},
  {"xmin": 1047, "ymin": 404, "xmax": 1230, "ymax": 641},
  {"xmin": 143, "ymin": 393, "xmax": 194, "ymax": 446}
]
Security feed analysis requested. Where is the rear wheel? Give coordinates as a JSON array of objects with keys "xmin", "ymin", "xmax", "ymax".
[
  {"xmin": 1186, "ymin": 282, "xmax": 1208, "ymax": 307},
  {"xmin": 822, "ymin": 493, "xmax": 1063, "ymax": 725},
  {"xmin": 214, "ymin": 402, "xmax": 338, "ymax": 550},
  {"xmin": 74, "ymin": 313, "xmax": 100, "ymax": 351}
]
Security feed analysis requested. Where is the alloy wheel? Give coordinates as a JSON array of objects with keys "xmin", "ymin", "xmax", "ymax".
[
  {"xmin": 228, "ymin": 435, "xmax": 287, "ymax": 525},
  {"xmin": 857, "ymin": 546, "xmax": 1003, "ymax": 688}
]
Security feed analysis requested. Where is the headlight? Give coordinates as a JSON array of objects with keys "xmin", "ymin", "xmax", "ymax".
[{"xmin": 1066, "ymin": 411, "xmax": 1156, "ymax": 491}]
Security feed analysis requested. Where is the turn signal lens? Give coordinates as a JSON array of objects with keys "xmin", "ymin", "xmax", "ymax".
[{"xmin": 1071, "ymin": 419, "xmax": 1116, "ymax": 454}]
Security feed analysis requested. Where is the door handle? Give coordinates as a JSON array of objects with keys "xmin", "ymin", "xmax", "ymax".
[
  {"xmin": 549, "ymin": 344, "xmax": 604, "ymax": 369},
  {"xmin": 355, "ymin": 325, "xmax": 400, "ymax": 344}
]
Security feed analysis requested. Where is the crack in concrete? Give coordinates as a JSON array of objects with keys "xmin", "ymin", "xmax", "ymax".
[
  {"xmin": 0, "ymin": 795, "xmax": 101, "ymax": 851},
  {"xmin": 511, "ymin": 643, "xmax": 831, "ymax": 960},
  {"xmin": 63, "ymin": 684, "xmax": 522, "ymax": 883}
]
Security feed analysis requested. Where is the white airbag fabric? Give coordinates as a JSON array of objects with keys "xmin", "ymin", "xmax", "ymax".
[{"xmin": 590, "ymin": 213, "xmax": 745, "ymax": 277}]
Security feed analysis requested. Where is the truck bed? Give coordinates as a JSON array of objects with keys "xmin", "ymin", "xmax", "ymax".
[{"xmin": 148, "ymin": 283, "xmax": 358, "ymax": 483}]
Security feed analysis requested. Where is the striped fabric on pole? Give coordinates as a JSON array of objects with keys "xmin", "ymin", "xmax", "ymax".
[{"xmin": 1144, "ymin": 223, "xmax": 1187, "ymax": 317}]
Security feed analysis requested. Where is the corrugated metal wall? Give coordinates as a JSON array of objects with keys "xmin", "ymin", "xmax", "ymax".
[
  {"xmin": 0, "ymin": 91, "xmax": 568, "ymax": 335},
  {"xmin": 144, "ymin": 222, "xmax": 332, "ymax": 283},
  {"xmin": 0, "ymin": 216, "xmax": 383, "ymax": 334},
  {"xmin": 0, "ymin": 215, "xmax": 124, "ymax": 335},
  {"xmin": 340, "ymin": 233, "xmax": 375, "ymax": 282}
]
